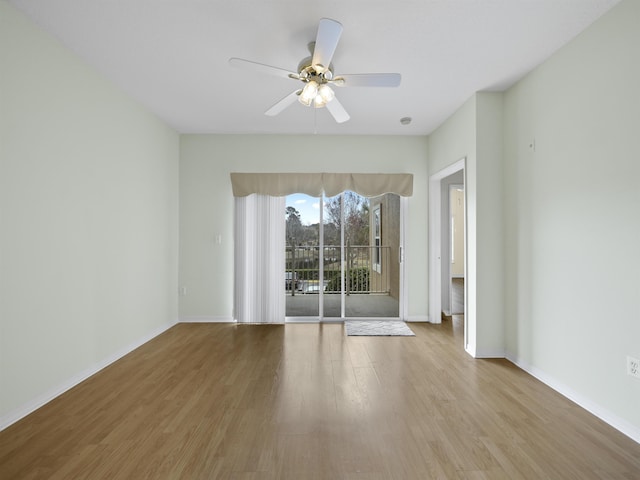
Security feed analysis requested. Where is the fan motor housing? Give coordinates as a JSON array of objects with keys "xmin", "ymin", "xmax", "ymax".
[{"xmin": 297, "ymin": 56, "xmax": 333, "ymax": 83}]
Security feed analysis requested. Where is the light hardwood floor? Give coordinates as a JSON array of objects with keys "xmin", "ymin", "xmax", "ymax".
[{"xmin": 1, "ymin": 320, "xmax": 639, "ymax": 479}]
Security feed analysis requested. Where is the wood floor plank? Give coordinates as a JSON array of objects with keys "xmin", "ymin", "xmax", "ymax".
[{"xmin": 1, "ymin": 320, "xmax": 639, "ymax": 479}]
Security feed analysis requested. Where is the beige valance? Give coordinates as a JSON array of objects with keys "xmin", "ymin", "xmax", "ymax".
[{"xmin": 230, "ymin": 173, "xmax": 413, "ymax": 198}]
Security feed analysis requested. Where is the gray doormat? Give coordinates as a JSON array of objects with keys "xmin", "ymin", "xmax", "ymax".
[{"xmin": 345, "ymin": 321, "xmax": 415, "ymax": 336}]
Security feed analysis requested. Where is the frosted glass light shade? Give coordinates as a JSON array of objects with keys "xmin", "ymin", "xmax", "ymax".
[
  {"xmin": 318, "ymin": 84, "xmax": 335, "ymax": 102},
  {"xmin": 299, "ymin": 81, "xmax": 319, "ymax": 106}
]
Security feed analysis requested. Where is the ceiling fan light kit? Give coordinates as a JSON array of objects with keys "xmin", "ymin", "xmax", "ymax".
[
  {"xmin": 299, "ymin": 80, "xmax": 318, "ymax": 106},
  {"xmin": 229, "ymin": 18, "xmax": 401, "ymax": 124}
]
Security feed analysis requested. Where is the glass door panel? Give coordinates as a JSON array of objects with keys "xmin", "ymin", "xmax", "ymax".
[
  {"xmin": 344, "ymin": 192, "xmax": 400, "ymax": 318},
  {"xmin": 322, "ymin": 193, "xmax": 342, "ymax": 318},
  {"xmin": 285, "ymin": 194, "xmax": 320, "ymax": 317}
]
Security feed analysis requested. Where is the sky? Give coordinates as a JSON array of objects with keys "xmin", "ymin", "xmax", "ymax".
[{"xmin": 286, "ymin": 193, "xmax": 320, "ymax": 225}]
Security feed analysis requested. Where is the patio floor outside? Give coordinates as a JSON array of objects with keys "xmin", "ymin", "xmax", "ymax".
[{"xmin": 285, "ymin": 292, "xmax": 399, "ymax": 318}]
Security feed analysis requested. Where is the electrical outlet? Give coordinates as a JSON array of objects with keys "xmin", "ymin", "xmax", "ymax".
[{"xmin": 627, "ymin": 356, "xmax": 640, "ymax": 379}]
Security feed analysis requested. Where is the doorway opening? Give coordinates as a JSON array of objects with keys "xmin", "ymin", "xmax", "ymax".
[
  {"xmin": 428, "ymin": 159, "xmax": 468, "ymax": 349},
  {"xmin": 445, "ymin": 183, "xmax": 465, "ymax": 317},
  {"xmin": 285, "ymin": 191, "xmax": 402, "ymax": 321}
]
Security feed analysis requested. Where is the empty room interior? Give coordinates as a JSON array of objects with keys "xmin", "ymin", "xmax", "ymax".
[{"xmin": 1, "ymin": 0, "xmax": 639, "ymax": 478}]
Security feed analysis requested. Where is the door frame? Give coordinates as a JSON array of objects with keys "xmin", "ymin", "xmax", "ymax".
[{"xmin": 428, "ymin": 159, "xmax": 467, "ymax": 346}]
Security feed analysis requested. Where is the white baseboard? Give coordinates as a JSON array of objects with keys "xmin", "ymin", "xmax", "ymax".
[
  {"xmin": 406, "ymin": 315, "xmax": 430, "ymax": 323},
  {"xmin": 179, "ymin": 316, "xmax": 236, "ymax": 323},
  {"xmin": 506, "ymin": 353, "xmax": 640, "ymax": 444},
  {"xmin": 0, "ymin": 320, "xmax": 177, "ymax": 432}
]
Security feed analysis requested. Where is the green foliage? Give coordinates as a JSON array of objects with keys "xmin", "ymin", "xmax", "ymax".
[{"xmin": 326, "ymin": 267, "xmax": 370, "ymax": 293}]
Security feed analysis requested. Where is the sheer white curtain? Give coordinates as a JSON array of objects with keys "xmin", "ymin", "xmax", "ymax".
[{"xmin": 234, "ymin": 194, "xmax": 285, "ymax": 323}]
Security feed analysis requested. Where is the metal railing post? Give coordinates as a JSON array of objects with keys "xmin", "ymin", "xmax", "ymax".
[{"xmin": 346, "ymin": 241, "xmax": 350, "ymax": 296}]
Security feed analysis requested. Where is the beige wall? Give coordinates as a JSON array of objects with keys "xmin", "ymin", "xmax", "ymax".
[{"xmin": 0, "ymin": 1, "xmax": 179, "ymax": 426}]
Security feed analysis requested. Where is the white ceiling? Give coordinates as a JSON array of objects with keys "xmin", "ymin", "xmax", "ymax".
[{"xmin": 10, "ymin": 0, "xmax": 620, "ymax": 135}]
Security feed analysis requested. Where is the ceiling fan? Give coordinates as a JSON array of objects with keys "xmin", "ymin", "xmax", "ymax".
[{"xmin": 229, "ymin": 18, "xmax": 401, "ymax": 124}]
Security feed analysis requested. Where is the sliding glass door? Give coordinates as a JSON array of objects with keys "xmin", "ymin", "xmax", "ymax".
[{"xmin": 285, "ymin": 191, "xmax": 401, "ymax": 320}]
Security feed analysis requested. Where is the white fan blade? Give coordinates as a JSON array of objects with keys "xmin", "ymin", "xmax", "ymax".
[
  {"xmin": 333, "ymin": 73, "xmax": 401, "ymax": 87},
  {"xmin": 265, "ymin": 90, "xmax": 301, "ymax": 116},
  {"xmin": 229, "ymin": 58, "xmax": 299, "ymax": 80},
  {"xmin": 312, "ymin": 18, "xmax": 343, "ymax": 73},
  {"xmin": 326, "ymin": 97, "xmax": 350, "ymax": 123}
]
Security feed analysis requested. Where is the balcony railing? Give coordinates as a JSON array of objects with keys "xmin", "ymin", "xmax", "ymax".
[{"xmin": 285, "ymin": 245, "xmax": 391, "ymax": 295}]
